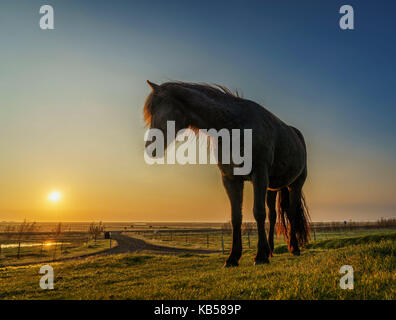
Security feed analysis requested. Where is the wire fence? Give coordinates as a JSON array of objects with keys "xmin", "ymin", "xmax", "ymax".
[{"xmin": 128, "ymin": 220, "xmax": 396, "ymax": 252}]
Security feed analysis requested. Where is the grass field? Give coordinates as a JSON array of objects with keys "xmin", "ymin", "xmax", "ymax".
[{"xmin": 0, "ymin": 231, "xmax": 394, "ymax": 300}]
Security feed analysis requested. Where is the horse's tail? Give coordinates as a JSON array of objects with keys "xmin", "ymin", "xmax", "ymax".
[
  {"xmin": 276, "ymin": 188, "xmax": 290, "ymax": 241},
  {"xmin": 294, "ymin": 192, "xmax": 310, "ymax": 247},
  {"xmin": 276, "ymin": 188, "xmax": 310, "ymax": 248}
]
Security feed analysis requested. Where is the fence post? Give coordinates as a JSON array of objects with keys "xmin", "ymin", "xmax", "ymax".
[
  {"xmin": 247, "ymin": 231, "xmax": 250, "ymax": 248},
  {"xmin": 313, "ymin": 228, "xmax": 316, "ymax": 241},
  {"xmin": 110, "ymin": 238, "xmax": 112, "ymax": 249},
  {"xmin": 0, "ymin": 243, "xmax": 2, "ymax": 257},
  {"xmin": 17, "ymin": 242, "xmax": 21, "ymax": 259},
  {"xmin": 53, "ymin": 243, "xmax": 57, "ymax": 261},
  {"xmin": 221, "ymin": 230, "xmax": 224, "ymax": 254}
]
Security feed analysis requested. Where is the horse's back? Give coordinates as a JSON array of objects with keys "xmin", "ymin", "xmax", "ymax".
[{"xmin": 231, "ymin": 98, "xmax": 307, "ymax": 187}]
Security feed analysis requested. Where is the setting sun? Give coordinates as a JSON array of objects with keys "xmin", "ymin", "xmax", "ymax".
[{"xmin": 48, "ymin": 191, "xmax": 62, "ymax": 202}]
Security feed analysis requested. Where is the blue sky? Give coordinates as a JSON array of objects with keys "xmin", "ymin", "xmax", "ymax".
[{"xmin": 0, "ymin": 0, "xmax": 395, "ymax": 221}]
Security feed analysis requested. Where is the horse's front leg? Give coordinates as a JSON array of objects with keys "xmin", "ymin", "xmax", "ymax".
[
  {"xmin": 222, "ymin": 176, "xmax": 244, "ymax": 267},
  {"xmin": 253, "ymin": 170, "xmax": 271, "ymax": 264}
]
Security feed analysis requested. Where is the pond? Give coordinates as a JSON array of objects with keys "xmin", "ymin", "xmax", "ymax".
[{"xmin": 1, "ymin": 242, "xmax": 69, "ymax": 249}]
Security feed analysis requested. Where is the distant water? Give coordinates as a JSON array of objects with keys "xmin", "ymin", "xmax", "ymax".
[{"xmin": 1, "ymin": 242, "xmax": 68, "ymax": 248}]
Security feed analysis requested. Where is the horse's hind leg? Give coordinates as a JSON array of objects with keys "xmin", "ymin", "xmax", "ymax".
[
  {"xmin": 266, "ymin": 190, "xmax": 277, "ymax": 256},
  {"xmin": 287, "ymin": 189, "xmax": 302, "ymax": 255},
  {"xmin": 222, "ymin": 176, "xmax": 244, "ymax": 267}
]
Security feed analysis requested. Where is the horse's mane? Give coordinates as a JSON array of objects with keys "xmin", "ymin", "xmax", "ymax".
[
  {"xmin": 143, "ymin": 92, "xmax": 154, "ymax": 125},
  {"xmin": 143, "ymin": 81, "xmax": 242, "ymax": 125},
  {"xmin": 165, "ymin": 81, "xmax": 242, "ymax": 99}
]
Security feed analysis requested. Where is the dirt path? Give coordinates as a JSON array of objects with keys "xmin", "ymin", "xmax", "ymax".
[
  {"xmin": 2, "ymin": 232, "xmax": 219, "ymax": 267},
  {"xmin": 107, "ymin": 232, "xmax": 220, "ymax": 255}
]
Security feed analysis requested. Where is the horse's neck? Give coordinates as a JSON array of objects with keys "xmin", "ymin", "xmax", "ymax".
[
  {"xmin": 188, "ymin": 106, "xmax": 233, "ymax": 130},
  {"xmin": 180, "ymin": 89, "xmax": 237, "ymax": 130}
]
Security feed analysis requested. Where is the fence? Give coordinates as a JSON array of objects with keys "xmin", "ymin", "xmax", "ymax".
[{"xmin": 127, "ymin": 219, "xmax": 396, "ymax": 251}]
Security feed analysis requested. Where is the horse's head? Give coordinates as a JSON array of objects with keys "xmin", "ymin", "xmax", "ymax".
[{"xmin": 143, "ymin": 81, "xmax": 188, "ymax": 155}]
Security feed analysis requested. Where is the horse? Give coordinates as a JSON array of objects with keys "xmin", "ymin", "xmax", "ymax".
[{"xmin": 143, "ymin": 80, "xmax": 310, "ymax": 267}]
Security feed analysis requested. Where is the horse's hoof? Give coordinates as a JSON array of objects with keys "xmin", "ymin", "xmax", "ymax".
[
  {"xmin": 291, "ymin": 250, "xmax": 300, "ymax": 256},
  {"xmin": 254, "ymin": 259, "xmax": 269, "ymax": 265},
  {"xmin": 224, "ymin": 261, "xmax": 239, "ymax": 268}
]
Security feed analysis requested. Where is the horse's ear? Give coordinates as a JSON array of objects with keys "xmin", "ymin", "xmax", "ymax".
[{"xmin": 146, "ymin": 80, "xmax": 159, "ymax": 90}]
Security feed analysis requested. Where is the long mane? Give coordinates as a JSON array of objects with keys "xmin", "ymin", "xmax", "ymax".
[
  {"xmin": 143, "ymin": 91, "xmax": 154, "ymax": 125},
  {"xmin": 165, "ymin": 81, "xmax": 242, "ymax": 99},
  {"xmin": 143, "ymin": 81, "xmax": 241, "ymax": 125}
]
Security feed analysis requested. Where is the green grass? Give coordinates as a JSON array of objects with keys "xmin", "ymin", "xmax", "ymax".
[
  {"xmin": 274, "ymin": 231, "xmax": 396, "ymax": 253},
  {"xmin": 0, "ymin": 232, "xmax": 394, "ymax": 300}
]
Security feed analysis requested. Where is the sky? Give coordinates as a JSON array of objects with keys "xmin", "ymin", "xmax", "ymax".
[{"xmin": 0, "ymin": 0, "xmax": 395, "ymax": 222}]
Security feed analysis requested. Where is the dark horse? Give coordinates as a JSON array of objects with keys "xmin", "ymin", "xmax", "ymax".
[{"xmin": 143, "ymin": 81, "xmax": 310, "ymax": 266}]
